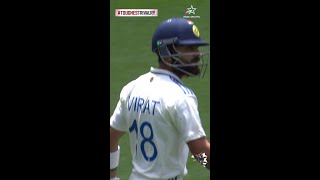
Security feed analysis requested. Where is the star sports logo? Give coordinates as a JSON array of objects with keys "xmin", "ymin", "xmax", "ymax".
[
  {"xmin": 185, "ymin": 5, "xmax": 197, "ymax": 15},
  {"xmin": 183, "ymin": 5, "xmax": 200, "ymax": 18}
]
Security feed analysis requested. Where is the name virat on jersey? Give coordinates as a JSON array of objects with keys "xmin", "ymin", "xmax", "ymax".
[{"xmin": 127, "ymin": 96, "xmax": 160, "ymax": 116}]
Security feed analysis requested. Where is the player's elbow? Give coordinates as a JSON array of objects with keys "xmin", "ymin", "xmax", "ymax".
[
  {"xmin": 110, "ymin": 126, "xmax": 126, "ymax": 151},
  {"xmin": 187, "ymin": 137, "xmax": 210, "ymax": 155}
]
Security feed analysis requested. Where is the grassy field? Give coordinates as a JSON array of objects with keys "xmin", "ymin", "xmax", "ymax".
[{"xmin": 110, "ymin": 0, "xmax": 211, "ymax": 179}]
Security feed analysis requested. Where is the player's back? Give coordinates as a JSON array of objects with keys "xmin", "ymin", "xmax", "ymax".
[{"xmin": 118, "ymin": 68, "xmax": 198, "ymax": 180}]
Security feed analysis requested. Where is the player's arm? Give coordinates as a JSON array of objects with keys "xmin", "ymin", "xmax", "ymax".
[
  {"xmin": 110, "ymin": 126, "xmax": 126, "ymax": 179},
  {"xmin": 172, "ymin": 95, "xmax": 210, "ymax": 169},
  {"xmin": 187, "ymin": 137, "xmax": 210, "ymax": 170}
]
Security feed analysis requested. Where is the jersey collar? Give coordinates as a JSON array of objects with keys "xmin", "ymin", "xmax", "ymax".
[{"xmin": 149, "ymin": 67, "xmax": 182, "ymax": 84}]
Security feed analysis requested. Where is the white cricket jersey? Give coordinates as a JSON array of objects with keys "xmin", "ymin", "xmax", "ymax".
[{"xmin": 110, "ymin": 67, "xmax": 206, "ymax": 180}]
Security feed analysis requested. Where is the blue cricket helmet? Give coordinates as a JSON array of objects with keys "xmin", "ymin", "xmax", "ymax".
[{"xmin": 152, "ymin": 18, "xmax": 209, "ymax": 53}]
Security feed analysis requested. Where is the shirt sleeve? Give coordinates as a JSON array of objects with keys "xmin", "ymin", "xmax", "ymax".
[
  {"xmin": 170, "ymin": 95, "xmax": 206, "ymax": 142},
  {"xmin": 110, "ymin": 98, "xmax": 127, "ymax": 132},
  {"xmin": 110, "ymin": 81, "xmax": 136, "ymax": 132}
]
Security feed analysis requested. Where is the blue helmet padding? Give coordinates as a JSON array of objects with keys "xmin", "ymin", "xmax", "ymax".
[{"xmin": 152, "ymin": 18, "xmax": 209, "ymax": 52}]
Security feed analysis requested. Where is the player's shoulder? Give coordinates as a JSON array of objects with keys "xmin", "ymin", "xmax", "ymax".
[
  {"xmin": 166, "ymin": 75, "xmax": 196, "ymax": 96},
  {"xmin": 119, "ymin": 72, "xmax": 150, "ymax": 97},
  {"xmin": 149, "ymin": 67, "xmax": 195, "ymax": 96},
  {"xmin": 119, "ymin": 79, "xmax": 136, "ymax": 98}
]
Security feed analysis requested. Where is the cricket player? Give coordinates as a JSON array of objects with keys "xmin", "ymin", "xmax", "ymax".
[{"xmin": 110, "ymin": 18, "xmax": 211, "ymax": 180}]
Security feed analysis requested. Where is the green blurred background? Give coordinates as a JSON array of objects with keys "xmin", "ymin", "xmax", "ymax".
[{"xmin": 110, "ymin": 0, "xmax": 210, "ymax": 179}]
